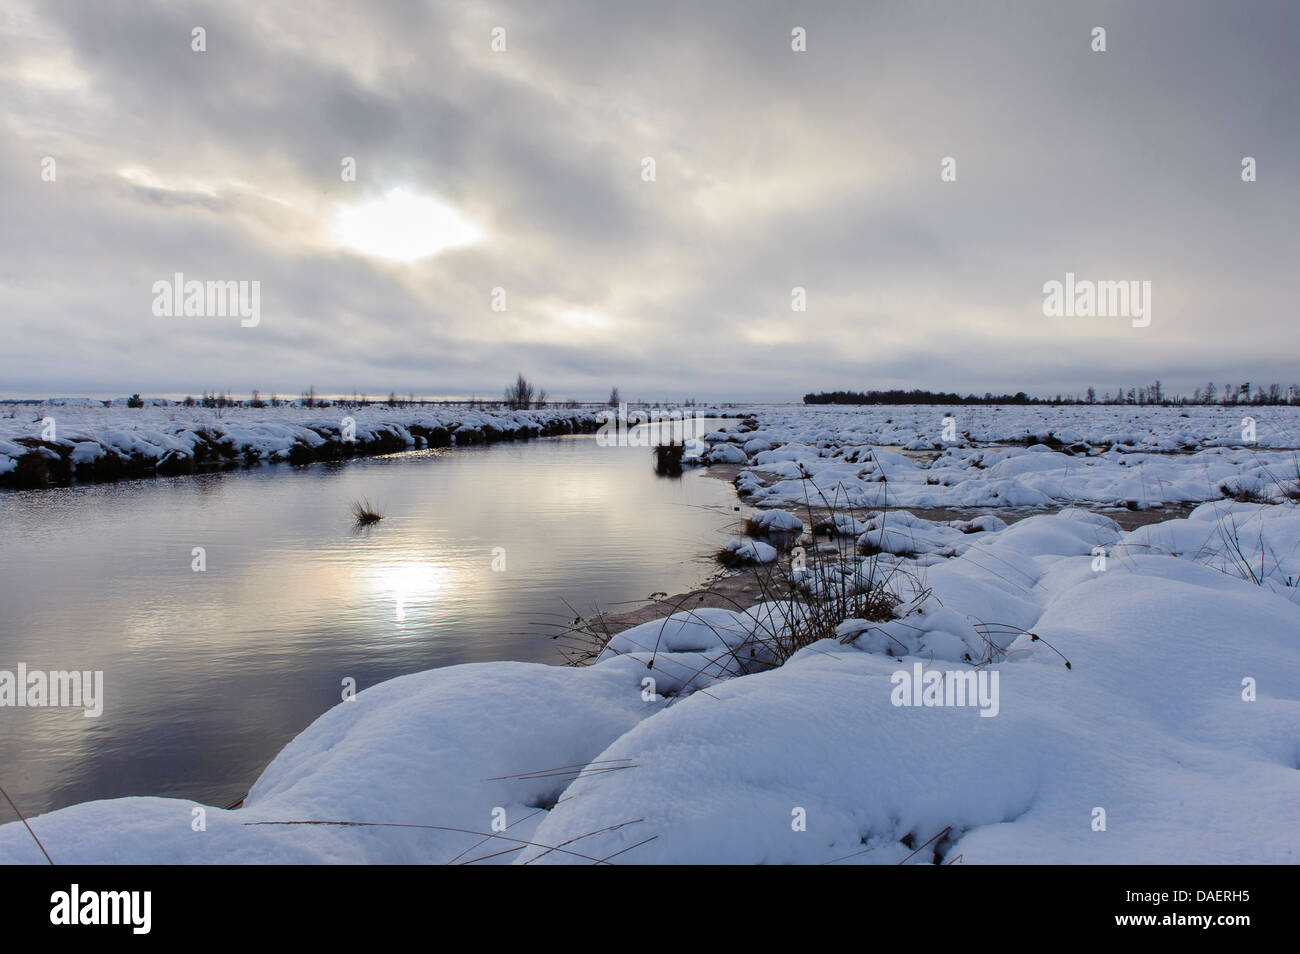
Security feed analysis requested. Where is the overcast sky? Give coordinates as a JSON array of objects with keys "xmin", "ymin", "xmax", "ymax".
[{"xmin": 2, "ymin": 0, "xmax": 1297, "ymax": 402}]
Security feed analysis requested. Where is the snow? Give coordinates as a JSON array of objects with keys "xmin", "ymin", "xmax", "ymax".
[
  {"xmin": 748, "ymin": 508, "xmax": 803, "ymax": 534},
  {"xmin": 702, "ymin": 404, "xmax": 1300, "ymax": 511},
  {"xmin": 0, "ymin": 663, "xmax": 657, "ymax": 864},
  {"xmin": 705, "ymin": 442, "xmax": 749, "ymax": 465},
  {"xmin": 1117, "ymin": 501, "xmax": 1300, "ymax": 597},
  {"xmin": 524, "ymin": 507, "xmax": 1300, "ymax": 864},
  {"xmin": 722, "ymin": 537, "xmax": 778, "ymax": 564}
]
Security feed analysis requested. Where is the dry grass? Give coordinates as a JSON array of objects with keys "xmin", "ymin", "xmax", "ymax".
[
  {"xmin": 351, "ymin": 497, "xmax": 384, "ymax": 525},
  {"xmin": 550, "ymin": 476, "xmax": 917, "ymax": 673},
  {"xmin": 1222, "ymin": 482, "xmax": 1268, "ymax": 504}
]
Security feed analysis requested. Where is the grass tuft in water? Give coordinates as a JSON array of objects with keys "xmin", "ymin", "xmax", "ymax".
[{"xmin": 352, "ymin": 498, "xmax": 384, "ymax": 525}]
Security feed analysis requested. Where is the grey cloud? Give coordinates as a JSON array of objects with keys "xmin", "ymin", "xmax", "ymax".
[{"xmin": 1, "ymin": 0, "xmax": 1297, "ymax": 400}]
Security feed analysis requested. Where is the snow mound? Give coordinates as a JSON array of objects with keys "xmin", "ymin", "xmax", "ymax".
[
  {"xmin": 706, "ymin": 443, "xmax": 749, "ymax": 465},
  {"xmin": 721, "ymin": 538, "xmax": 778, "ymax": 565},
  {"xmin": 748, "ymin": 508, "xmax": 803, "ymax": 534},
  {"xmin": 0, "ymin": 663, "xmax": 653, "ymax": 864}
]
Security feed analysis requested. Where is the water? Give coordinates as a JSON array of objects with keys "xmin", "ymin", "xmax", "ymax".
[{"xmin": 0, "ymin": 424, "xmax": 741, "ymax": 816}]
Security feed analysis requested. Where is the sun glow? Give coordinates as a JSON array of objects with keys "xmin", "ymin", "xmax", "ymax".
[
  {"xmin": 369, "ymin": 560, "xmax": 454, "ymax": 623},
  {"xmin": 335, "ymin": 188, "xmax": 482, "ymax": 261}
]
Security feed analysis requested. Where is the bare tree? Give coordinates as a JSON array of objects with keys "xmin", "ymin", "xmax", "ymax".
[
  {"xmin": 607, "ymin": 386, "xmax": 621, "ymax": 407},
  {"xmin": 504, "ymin": 372, "xmax": 537, "ymax": 409}
]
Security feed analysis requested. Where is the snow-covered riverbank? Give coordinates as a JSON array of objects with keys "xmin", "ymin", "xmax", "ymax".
[{"xmin": 0, "ymin": 403, "xmax": 732, "ymax": 489}]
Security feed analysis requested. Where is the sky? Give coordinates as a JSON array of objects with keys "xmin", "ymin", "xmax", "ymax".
[{"xmin": 1, "ymin": 0, "xmax": 1297, "ymax": 402}]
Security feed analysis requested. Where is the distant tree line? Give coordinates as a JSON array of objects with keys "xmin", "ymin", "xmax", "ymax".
[
  {"xmin": 23, "ymin": 387, "xmax": 696, "ymax": 410},
  {"xmin": 805, "ymin": 389, "xmax": 1034, "ymax": 405},
  {"xmin": 805, "ymin": 381, "xmax": 1300, "ymax": 406},
  {"xmin": 110, "ymin": 385, "xmax": 661, "ymax": 410}
]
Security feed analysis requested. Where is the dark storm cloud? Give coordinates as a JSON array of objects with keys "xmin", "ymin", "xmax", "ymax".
[{"xmin": 1, "ymin": 0, "xmax": 1296, "ymax": 400}]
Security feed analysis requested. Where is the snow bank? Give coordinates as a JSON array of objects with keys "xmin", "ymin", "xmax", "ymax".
[
  {"xmin": 0, "ymin": 403, "xmax": 731, "ymax": 488},
  {"xmin": 522, "ymin": 509, "xmax": 1300, "ymax": 864},
  {"xmin": 1117, "ymin": 501, "xmax": 1300, "ymax": 600},
  {"xmin": 0, "ymin": 662, "xmax": 656, "ymax": 864}
]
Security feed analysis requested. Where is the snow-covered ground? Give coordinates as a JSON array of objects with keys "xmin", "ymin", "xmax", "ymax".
[
  {"xmin": 704, "ymin": 404, "xmax": 1300, "ymax": 510},
  {"xmin": 724, "ymin": 403, "xmax": 1300, "ymax": 451},
  {"xmin": 1, "ymin": 403, "xmax": 1297, "ymax": 864}
]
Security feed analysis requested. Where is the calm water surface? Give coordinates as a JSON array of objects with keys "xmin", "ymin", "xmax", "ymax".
[{"xmin": 0, "ymin": 424, "xmax": 741, "ymax": 816}]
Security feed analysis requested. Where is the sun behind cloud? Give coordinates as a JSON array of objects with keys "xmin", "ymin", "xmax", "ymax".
[{"xmin": 334, "ymin": 188, "xmax": 483, "ymax": 262}]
